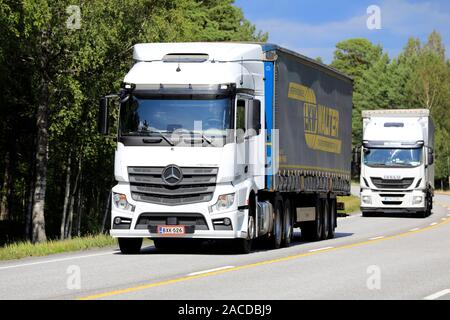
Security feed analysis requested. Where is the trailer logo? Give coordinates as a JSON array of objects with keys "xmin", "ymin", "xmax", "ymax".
[
  {"xmin": 162, "ymin": 165, "xmax": 183, "ymax": 186},
  {"xmin": 288, "ymin": 82, "xmax": 341, "ymax": 154}
]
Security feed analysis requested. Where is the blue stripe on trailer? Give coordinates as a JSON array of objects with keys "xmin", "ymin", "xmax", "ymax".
[{"xmin": 264, "ymin": 61, "xmax": 274, "ymax": 190}]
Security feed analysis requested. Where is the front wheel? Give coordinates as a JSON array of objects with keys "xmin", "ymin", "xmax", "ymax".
[
  {"xmin": 235, "ymin": 214, "xmax": 255, "ymax": 254},
  {"xmin": 118, "ymin": 238, "xmax": 142, "ymax": 254}
]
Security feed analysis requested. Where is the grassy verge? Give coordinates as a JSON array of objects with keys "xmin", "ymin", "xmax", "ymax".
[
  {"xmin": 337, "ymin": 195, "xmax": 360, "ymax": 215},
  {"xmin": 0, "ymin": 234, "xmax": 117, "ymax": 261}
]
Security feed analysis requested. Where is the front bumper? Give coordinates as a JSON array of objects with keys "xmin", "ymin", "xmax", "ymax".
[
  {"xmin": 360, "ymin": 207, "xmax": 425, "ymax": 214},
  {"xmin": 360, "ymin": 189, "xmax": 426, "ymax": 213},
  {"xmin": 109, "ymin": 183, "xmax": 248, "ymax": 239}
]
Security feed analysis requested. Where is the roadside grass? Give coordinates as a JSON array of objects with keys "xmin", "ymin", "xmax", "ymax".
[
  {"xmin": 337, "ymin": 195, "xmax": 360, "ymax": 216},
  {"xmin": 0, "ymin": 234, "xmax": 117, "ymax": 261}
]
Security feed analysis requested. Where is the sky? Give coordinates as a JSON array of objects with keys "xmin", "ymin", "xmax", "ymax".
[{"xmin": 234, "ymin": 0, "xmax": 450, "ymax": 64}]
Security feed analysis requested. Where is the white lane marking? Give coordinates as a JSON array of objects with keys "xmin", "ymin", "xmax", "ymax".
[
  {"xmin": 308, "ymin": 246, "xmax": 333, "ymax": 252},
  {"xmin": 430, "ymin": 222, "xmax": 438, "ymax": 226},
  {"xmin": 409, "ymin": 228, "xmax": 420, "ymax": 232},
  {"xmin": 424, "ymin": 289, "xmax": 450, "ymax": 300},
  {"xmin": 188, "ymin": 266, "xmax": 235, "ymax": 276},
  {"xmin": 369, "ymin": 236, "xmax": 385, "ymax": 240},
  {"xmin": 0, "ymin": 251, "xmax": 115, "ymax": 271}
]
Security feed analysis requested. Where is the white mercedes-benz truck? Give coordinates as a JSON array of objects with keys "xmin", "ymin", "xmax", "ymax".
[
  {"xmin": 98, "ymin": 42, "xmax": 353, "ymax": 254},
  {"xmin": 360, "ymin": 109, "xmax": 434, "ymax": 217}
]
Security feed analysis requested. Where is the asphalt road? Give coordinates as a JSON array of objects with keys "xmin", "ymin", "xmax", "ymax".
[{"xmin": 0, "ymin": 194, "xmax": 449, "ymax": 300}]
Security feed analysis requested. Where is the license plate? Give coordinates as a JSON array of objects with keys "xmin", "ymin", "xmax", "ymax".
[
  {"xmin": 383, "ymin": 197, "xmax": 398, "ymax": 201},
  {"xmin": 157, "ymin": 225, "xmax": 185, "ymax": 235}
]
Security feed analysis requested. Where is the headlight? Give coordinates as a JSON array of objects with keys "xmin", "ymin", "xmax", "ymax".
[
  {"xmin": 362, "ymin": 196, "xmax": 372, "ymax": 205},
  {"xmin": 209, "ymin": 193, "xmax": 235, "ymax": 212},
  {"xmin": 413, "ymin": 196, "xmax": 423, "ymax": 205},
  {"xmin": 113, "ymin": 193, "xmax": 135, "ymax": 211}
]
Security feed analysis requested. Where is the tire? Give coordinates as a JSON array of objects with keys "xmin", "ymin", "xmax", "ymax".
[
  {"xmin": 282, "ymin": 198, "xmax": 294, "ymax": 247},
  {"xmin": 270, "ymin": 197, "xmax": 283, "ymax": 249},
  {"xmin": 425, "ymin": 192, "xmax": 433, "ymax": 217},
  {"xmin": 118, "ymin": 238, "xmax": 142, "ymax": 254},
  {"xmin": 362, "ymin": 211, "xmax": 373, "ymax": 217},
  {"xmin": 301, "ymin": 197, "xmax": 323, "ymax": 242},
  {"xmin": 236, "ymin": 214, "xmax": 255, "ymax": 254},
  {"xmin": 321, "ymin": 198, "xmax": 330, "ymax": 240},
  {"xmin": 328, "ymin": 198, "xmax": 336, "ymax": 239}
]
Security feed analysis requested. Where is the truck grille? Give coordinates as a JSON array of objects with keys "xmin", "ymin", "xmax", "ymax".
[
  {"xmin": 370, "ymin": 177, "xmax": 414, "ymax": 189},
  {"xmin": 128, "ymin": 166, "xmax": 218, "ymax": 206}
]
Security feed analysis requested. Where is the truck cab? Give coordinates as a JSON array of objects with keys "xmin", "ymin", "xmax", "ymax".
[{"xmin": 360, "ymin": 109, "xmax": 434, "ymax": 217}]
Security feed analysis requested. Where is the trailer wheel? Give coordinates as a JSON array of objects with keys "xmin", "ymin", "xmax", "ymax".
[
  {"xmin": 301, "ymin": 197, "xmax": 323, "ymax": 242},
  {"xmin": 282, "ymin": 198, "xmax": 293, "ymax": 247},
  {"xmin": 328, "ymin": 198, "xmax": 336, "ymax": 239},
  {"xmin": 118, "ymin": 238, "xmax": 142, "ymax": 254},
  {"xmin": 321, "ymin": 198, "xmax": 330, "ymax": 240},
  {"xmin": 270, "ymin": 197, "xmax": 283, "ymax": 249}
]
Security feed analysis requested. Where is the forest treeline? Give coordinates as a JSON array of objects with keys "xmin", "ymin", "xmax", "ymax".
[
  {"xmin": 0, "ymin": 1, "xmax": 448, "ymax": 245},
  {"xmin": 329, "ymin": 32, "xmax": 450, "ymax": 187},
  {"xmin": 0, "ymin": 0, "xmax": 267, "ymax": 244}
]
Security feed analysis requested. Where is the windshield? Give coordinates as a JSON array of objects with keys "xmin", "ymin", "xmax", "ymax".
[
  {"xmin": 363, "ymin": 147, "xmax": 423, "ymax": 167},
  {"xmin": 120, "ymin": 96, "xmax": 233, "ymax": 137}
]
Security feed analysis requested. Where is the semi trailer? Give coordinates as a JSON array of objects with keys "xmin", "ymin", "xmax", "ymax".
[
  {"xmin": 98, "ymin": 42, "xmax": 353, "ymax": 254},
  {"xmin": 360, "ymin": 109, "xmax": 434, "ymax": 217}
]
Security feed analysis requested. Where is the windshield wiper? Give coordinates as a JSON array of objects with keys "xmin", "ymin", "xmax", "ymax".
[
  {"xmin": 200, "ymin": 133, "xmax": 213, "ymax": 145},
  {"xmin": 123, "ymin": 130, "xmax": 174, "ymax": 146},
  {"xmin": 151, "ymin": 131, "xmax": 175, "ymax": 146},
  {"xmin": 180, "ymin": 131, "xmax": 213, "ymax": 145}
]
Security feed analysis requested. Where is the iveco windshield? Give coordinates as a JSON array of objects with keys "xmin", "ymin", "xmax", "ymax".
[
  {"xmin": 363, "ymin": 147, "xmax": 423, "ymax": 167},
  {"xmin": 120, "ymin": 96, "xmax": 233, "ymax": 139}
]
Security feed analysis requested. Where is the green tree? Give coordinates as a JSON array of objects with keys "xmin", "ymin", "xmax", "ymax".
[
  {"xmin": 330, "ymin": 38, "xmax": 383, "ymax": 79},
  {"xmin": 331, "ymin": 38, "xmax": 385, "ymax": 146},
  {"xmin": 0, "ymin": 0, "xmax": 267, "ymax": 243}
]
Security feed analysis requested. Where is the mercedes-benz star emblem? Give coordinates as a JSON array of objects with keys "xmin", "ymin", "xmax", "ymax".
[{"xmin": 162, "ymin": 165, "xmax": 183, "ymax": 186}]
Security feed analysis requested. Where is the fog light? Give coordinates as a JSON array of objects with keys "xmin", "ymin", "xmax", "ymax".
[
  {"xmin": 223, "ymin": 218, "xmax": 231, "ymax": 226},
  {"xmin": 413, "ymin": 196, "xmax": 423, "ymax": 205},
  {"xmin": 114, "ymin": 217, "xmax": 122, "ymax": 225},
  {"xmin": 362, "ymin": 196, "xmax": 372, "ymax": 205}
]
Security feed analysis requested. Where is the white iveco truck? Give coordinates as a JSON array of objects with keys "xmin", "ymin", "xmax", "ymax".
[
  {"xmin": 360, "ymin": 109, "xmax": 434, "ymax": 217},
  {"xmin": 98, "ymin": 43, "xmax": 353, "ymax": 254}
]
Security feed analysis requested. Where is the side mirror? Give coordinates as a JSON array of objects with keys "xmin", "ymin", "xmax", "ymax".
[
  {"xmin": 98, "ymin": 97, "xmax": 109, "ymax": 135},
  {"xmin": 427, "ymin": 148, "xmax": 434, "ymax": 165},
  {"xmin": 246, "ymin": 99, "xmax": 261, "ymax": 136}
]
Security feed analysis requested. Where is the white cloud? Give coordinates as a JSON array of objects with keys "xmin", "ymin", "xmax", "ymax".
[
  {"xmin": 380, "ymin": 0, "xmax": 450, "ymax": 38},
  {"xmin": 253, "ymin": 0, "xmax": 450, "ymax": 63}
]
